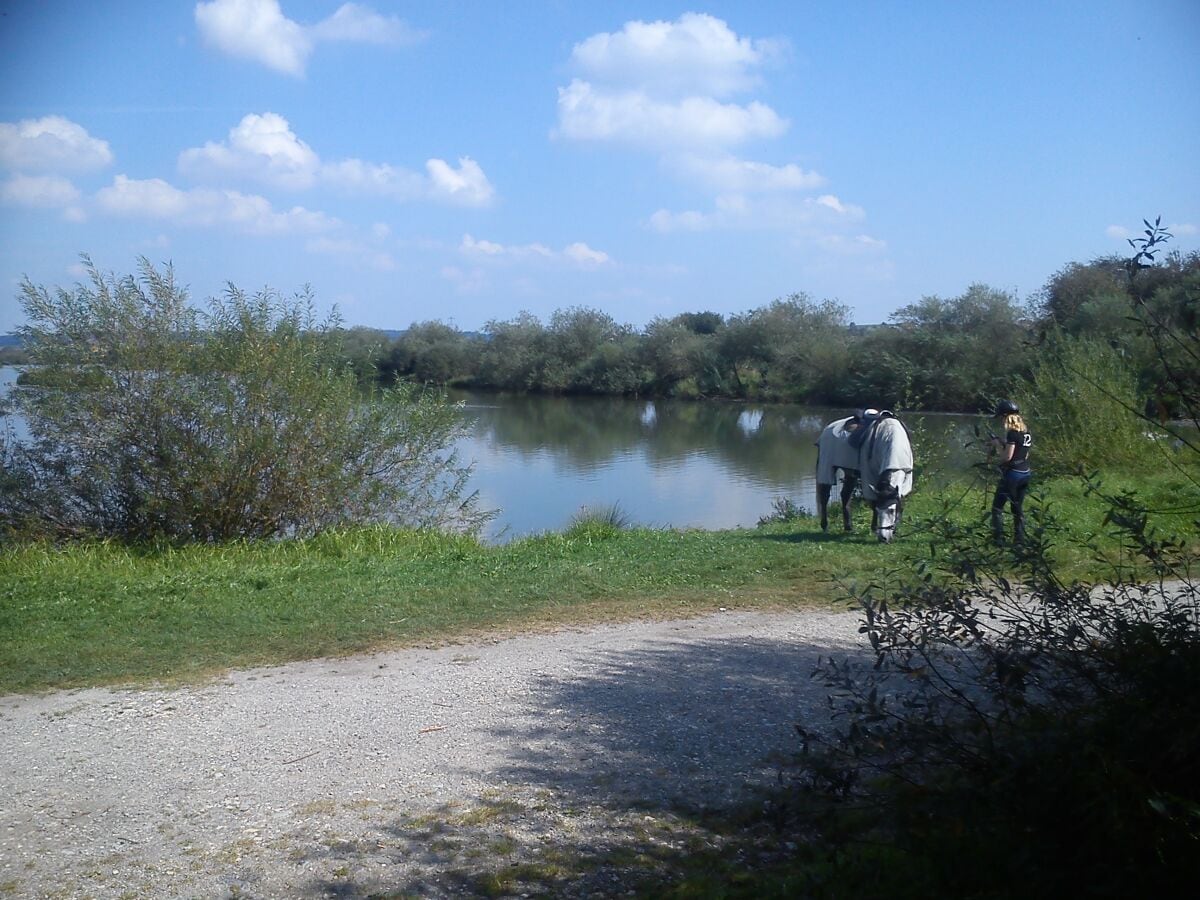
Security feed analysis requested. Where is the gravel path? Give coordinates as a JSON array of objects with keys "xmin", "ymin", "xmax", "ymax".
[{"xmin": 0, "ymin": 607, "xmax": 868, "ymax": 899}]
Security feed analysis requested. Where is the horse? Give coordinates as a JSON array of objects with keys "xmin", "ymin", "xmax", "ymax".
[{"xmin": 814, "ymin": 410, "xmax": 914, "ymax": 542}]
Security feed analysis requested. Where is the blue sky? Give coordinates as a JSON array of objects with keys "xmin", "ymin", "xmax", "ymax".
[{"xmin": 1, "ymin": 1, "xmax": 1197, "ymax": 334}]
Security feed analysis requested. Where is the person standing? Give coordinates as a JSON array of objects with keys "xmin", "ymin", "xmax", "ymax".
[{"xmin": 991, "ymin": 399, "xmax": 1032, "ymax": 544}]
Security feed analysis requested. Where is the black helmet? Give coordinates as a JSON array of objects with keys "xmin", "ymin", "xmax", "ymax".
[{"xmin": 994, "ymin": 399, "xmax": 1019, "ymax": 416}]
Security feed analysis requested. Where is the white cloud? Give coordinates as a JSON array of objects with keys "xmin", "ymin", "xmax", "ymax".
[
  {"xmin": 648, "ymin": 208, "xmax": 713, "ymax": 232},
  {"xmin": 649, "ymin": 192, "xmax": 864, "ymax": 234},
  {"xmin": 195, "ymin": 0, "xmax": 424, "ymax": 77},
  {"xmin": 558, "ymin": 15, "xmax": 874, "ymax": 250},
  {"xmin": 95, "ymin": 174, "xmax": 338, "ymax": 235},
  {"xmin": 675, "ymin": 154, "xmax": 824, "ymax": 192},
  {"xmin": 195, "ymin": 0, "xmax": 310, "ymax": 76},
  {"xmin": 557, "ymin": 79, "xmax": 785, "ymax": 148},
  {"xmin": 0, "ymin": 174, "xmax": 81, "ymax": 208},
  {"xmin": 461, "ymin": 234, "xmax": 507, "ymax": 256},
  {"xmin": 815, "ymin": 194, "xmax": 863, "ymax": 217},
  {"xmin": 563, "ymin": 242, "xmax": 610, "ymax": 266},
  {"xmin": 309, "ymin": 2, "xmax": 425, "ymax": 45},
  {"xmin": 179, "ymin": 112, "xmax": 319, "ymax": 188},
  {"xmin": 460, "ymin": 234, "xmax": 607, "ymax": 266},
  {"xmin": 1169, "ymin": 222, "xmax": 1197, "ymax": 236},
  {"xmin": 0, "ymin": 116, "xmax": 113, "ymax": 172},
  {"xmin": 815, "ymin": 233, "xmax": 889, "ymax": 253},
  {"xmin": 180, "ymin": 113, "xmax": 494, "ymax": 206},
  {"xmin": 320, "ymin": 158, "xmax": 426, "ymax": 199},
  {"xmin": 570, "ymin": 12, "xmax": 783, "ymax": 99},
  {"xmin": 426, "ymin": 157, "xmax": 494, "ymax": 207}
]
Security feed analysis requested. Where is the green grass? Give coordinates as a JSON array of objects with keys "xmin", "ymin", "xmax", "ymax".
[{"xmin": 2, "ymin": 470, "xmax": 1196, "ymax": 695}]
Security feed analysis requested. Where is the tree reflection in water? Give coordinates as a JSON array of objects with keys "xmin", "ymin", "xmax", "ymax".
[{"xmin": 450, "ymin": 391, "xmax": 971, "ymax": 542}]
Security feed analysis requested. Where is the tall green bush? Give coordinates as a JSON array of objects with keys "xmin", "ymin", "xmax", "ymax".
[
  {"xmin": 1, "ymin": 258, "xmax": 488, "ymax": 542},
  {"xmin": 1022, "ymin": 331, "xmax": 1150, "ymax": 473}
]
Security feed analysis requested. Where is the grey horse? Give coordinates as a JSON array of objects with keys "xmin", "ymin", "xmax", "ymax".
[{"xmin": 815, "ymin": 410, "xmax": 914, "ymax": 542}]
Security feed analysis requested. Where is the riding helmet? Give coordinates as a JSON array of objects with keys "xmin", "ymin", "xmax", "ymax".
[{"xmin": 994, "ymin": 399, "xmax": 1019, "ymax": 416}]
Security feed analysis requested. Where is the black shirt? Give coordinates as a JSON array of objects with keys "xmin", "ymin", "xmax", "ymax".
[{"xmin": 1004, "ymin": 428, "xmax": 1031, "ymax": 473}]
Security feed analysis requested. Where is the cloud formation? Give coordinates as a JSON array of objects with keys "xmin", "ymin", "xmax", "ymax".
[
  {"xmin": 0, "ymin": 116, "xmax": 113, "ymax": 172},
  {"xmin": 179, "ymin": 112, "xmax": 319, "ymax": 189},
  {"xmin": 555, "ymin": 14, "xmax": 878, "ymax": 250},
  {"xmin": 676, "ymin": 154, "xmax": 824, "ymax": 193},
  {"xmin": 648, "ymin": 192, "xmax": 866, "ymax": 235},
  {"xmin": 180, "ymin": 113, "xmax": 494, "ymax": 206},
  {"xmin": 557, "ymin": 13, "xmax": 788, "ymax": 151},
  {"xmin": 1, "ymin": 174, "xmax": 81, "ymax": 208},
  {"xmin": 570, "ymin": 12, "xmax": 783, "ymax": 99},
  {"xmin": 194, "ymin": 0, "xmax": 424, "ymax": 77},
  {"xmin": 95, "ymin": 174, "xmax": 338, "ymax": 235},
  {"xmin": 556, "ymin": 80, "xmax": 785, "ymax": 148},
  {"xmin": 460, "ymin": 234, "xmax": 609, "ymax": 266}
]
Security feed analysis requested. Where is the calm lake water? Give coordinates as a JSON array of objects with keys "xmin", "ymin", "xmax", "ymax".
[
  {"xmin": 451, "ymin": 390, "xmax": 974, "ymax": 542},
  {"xmin": 0, "ymin": 368, "xmax": 975, "ymax": 542}
]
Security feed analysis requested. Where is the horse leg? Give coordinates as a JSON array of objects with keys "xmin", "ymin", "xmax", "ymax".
[
  {"xmin": 840, "ymin": 473, "xmax": 857, "ymax": 532},
  {"xmin": 816, "ymin": 483, "xmax": 831, "ymax": 532}
]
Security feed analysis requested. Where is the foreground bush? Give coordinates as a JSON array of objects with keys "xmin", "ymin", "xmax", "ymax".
[{"xmin": 1, "ymin": 258, "xmax": 488, "ymax": 542}]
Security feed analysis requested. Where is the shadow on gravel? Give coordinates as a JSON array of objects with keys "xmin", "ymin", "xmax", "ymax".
[{"xmin": 297, "ymin": 629, "xmax": 867, "ymax": 898}]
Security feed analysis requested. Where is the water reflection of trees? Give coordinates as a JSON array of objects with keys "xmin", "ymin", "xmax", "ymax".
[{"xmin": 456, "ymin": 392, "xmax": 846, "ymax": 484}]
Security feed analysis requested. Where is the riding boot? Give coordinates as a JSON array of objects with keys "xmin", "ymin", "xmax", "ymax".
[
  {"xmin": 1013, "ymin": 516, "xmax": 1026, "ymax": 546},
  {"xmin": 991, "ymin": 509, "xmax": 1006, "ymax": 545}
]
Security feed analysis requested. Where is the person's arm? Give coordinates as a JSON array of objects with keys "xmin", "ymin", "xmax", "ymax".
[{"xmin": 998, "ymin": 432, "xmax": 1016, "ymax": 467}]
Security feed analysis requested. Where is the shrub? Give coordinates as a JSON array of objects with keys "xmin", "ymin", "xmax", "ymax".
[
  {"xmin": 791, "ymin": 495, "xmax": 1200, "ymax": 898},
  {"xmin": 1022, "ymin": 331, "xmax": 1151, "ymax": 473},
  {"xmin": 1, "ymin": 258, "xmax": 490, "ymax": 542}
]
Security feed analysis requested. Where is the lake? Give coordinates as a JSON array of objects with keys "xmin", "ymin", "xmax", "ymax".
[
  {"xmin": 451, "ymin": 390, "xmax": 974, "ymax": 541},
  {"xmin": 0, "ymin": 368, "xmax": 975, "ymax": 541}
]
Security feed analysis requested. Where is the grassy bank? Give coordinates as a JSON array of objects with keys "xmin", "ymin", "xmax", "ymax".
[{"xmin": 2, "ymin": 471, "xmax": 1195, "ymax": 695}]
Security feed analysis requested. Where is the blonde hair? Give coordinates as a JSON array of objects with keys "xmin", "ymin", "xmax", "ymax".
[{"xmin": 1003, "ymin": 413, "xmax": 1027, "ymax": 432}]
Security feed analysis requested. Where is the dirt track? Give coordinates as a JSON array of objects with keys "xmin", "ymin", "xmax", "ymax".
[{"xmin": 0, "ymin": 607, "xmax": 867, "ymax": 898}]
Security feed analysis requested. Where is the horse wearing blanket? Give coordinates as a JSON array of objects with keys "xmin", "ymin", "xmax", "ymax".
[{"xmin": 814, "ymin": 410, "xmax": 914, "ymax": 542}]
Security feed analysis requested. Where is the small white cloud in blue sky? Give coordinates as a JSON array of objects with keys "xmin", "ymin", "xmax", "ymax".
[
  {"xmin": 194, "ymin": 0, "xmax": 424, "ymax": 77},
  {"xmin": 0, "ymin": 2, "xmax": 1196, "ymax": 333},
  {"xmin": 0, "ymin": 116, "xmax": 114, "ymax": 172}
]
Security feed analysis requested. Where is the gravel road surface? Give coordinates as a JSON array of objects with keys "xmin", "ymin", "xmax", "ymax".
[{"xmin": 0, "ymin": 607, "xmax": 868, "ymax": 898}]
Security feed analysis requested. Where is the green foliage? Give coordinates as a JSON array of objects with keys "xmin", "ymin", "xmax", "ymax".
[
  {"xmin": 770, "ymin": 220, "xmax": 1200, "ymax": 900},
  {"xmin": 0, "ymin": 346, "xmax": 29, "ymax": 366},
  {"xmin": 1, "ymin": 258, "xmax": 488, "ymax": 542},
  {"xmin": 380, "ymin": 320, "xmax": 478, "ymax": 385},
  {"xmin": 847, "ymin": 283, "xmax": 1032, "ymax": 410},
  {"xmin": 1022, "ymin": 331, "xmax": 1151, "ymax": 473},
  {"xmin": 564, "ymin": 502, "xmax": 634, "ymax": 541},
  {"xmin": 756, "ymin": 496, "xmax": 813, "ymax": 526}
]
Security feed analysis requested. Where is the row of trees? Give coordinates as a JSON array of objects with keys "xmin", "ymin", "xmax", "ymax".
[{"xmin": 353, "ymin": 249, "xmax": 1199, "ymax": 414}]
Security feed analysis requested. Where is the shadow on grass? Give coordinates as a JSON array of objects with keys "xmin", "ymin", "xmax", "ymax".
[
  {"xmin": 750, "ymin": 528, "xmax": 876, "ymax": 544},
  {"xmin": 294, "ymin": 628, "xmax": 868, "ymax": 897}
]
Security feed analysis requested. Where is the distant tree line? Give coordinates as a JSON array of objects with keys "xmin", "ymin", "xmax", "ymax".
[
  {"xmin": 345, "ymin": 249, "xmax": 1199, "ymax": 413},
  {"xmin": 5, "ymin": 249, "xmax": 1196, "ymax": 415}
]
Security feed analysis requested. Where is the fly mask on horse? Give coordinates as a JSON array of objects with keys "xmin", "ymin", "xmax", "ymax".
[{"xmin": 857, "ymin": 412, "xmax": 914, "ymax": 542}]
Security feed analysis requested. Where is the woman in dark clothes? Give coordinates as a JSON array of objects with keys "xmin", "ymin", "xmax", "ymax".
[{"xmin": 991, "ymin": 399, "xmax": 1032, "ymax": 544}]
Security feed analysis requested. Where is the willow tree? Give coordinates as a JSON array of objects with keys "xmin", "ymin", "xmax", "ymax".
[{"xmin": 1, "ymin": 258, "xmax": 489, "ymax": 542}]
